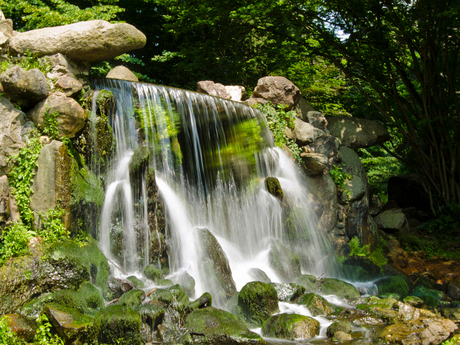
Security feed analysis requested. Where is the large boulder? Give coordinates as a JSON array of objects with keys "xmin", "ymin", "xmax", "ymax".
[
  {"xmin": 250, "ymin": 76, "xmax": 301, "ymax": 110},
  {"xmin": 94, "ymin": 305, "xmax": 142, "ymax": 345},
  {"xmin": 374, "ymin": 208, "xmax": 409, "ymax": 234},
  {"xmin": 326, "ymin": 116, "xmax": 390, "ymax": 148},
  {"xmin": 262, "ymin": 313, "xmax": 320, "ymax": 340},
  {"xmin": 30, "ymin": 140, "xmax": 72, "ymax": 228},
  {"xmin": 28, "ymin": 92, "xmax": 87, "ymax": 138},
  {"xmin": 238, "ymin": 281, "xmax": 279, "ymax": 327},
  {"xmin": 0, "ymin": 66, "xmax": 48, "ymax": 109},
  {"xmin": 195, "ymin": 228, "xmax": 236, "ymax": 305},
  {"xmin": 318, "ymin": 278, "xmax": 360, "ymax": 299},
  {"xmin": 9, "ymin": 20, "xmax": 146, "ymax": 62},
  {"xmin": 0, "ymin": 97, "xmax": 29, "ymax": 175},
  {"xmin": 300, "ymin": 152, "xmax": 328, "ymax": 175},
  {"xmin": 285, "ymin": 118, "xmax": 325, "ymax": 146},
  {"xmin": 297, "ymin": 293, "xmax": 335, "ymax": 316},
  {"xmin": 0, "ymin": 18, "xmax": 13, "ymax": 45},
  {"xmin": 196, "ymin": 80, "xmax": 231, "ymax": 99},
  {"xmin": 106, "ymin": 65, "xmax": 139, "ymax": 82},
  {"xmin": 184, "ymin": 307, "xmax": 265, "ymax": 345}
]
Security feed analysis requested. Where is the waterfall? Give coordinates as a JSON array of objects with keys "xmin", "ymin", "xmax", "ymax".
[{"xmin": 93, "ymin": 79, "xmax": 338, "ymax": 306}]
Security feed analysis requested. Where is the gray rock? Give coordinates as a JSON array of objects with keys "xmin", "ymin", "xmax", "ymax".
[
  {"xmin": 269, "ymin": 283, "xmax": 305, "ymax": 302},
  {"xmin": 251, "ymin": 76, "xmax": 301, "ymax": 110},
  {"xmin": 55, "ymin": 75, "xmax": 83, "ymax": 97},
  {"xmin": 0, "ymin": 19, "xmax": 13, "ymax": 46},
  {"xmin": 327, "ymin": 116, "xmax": 390, "ymax": 148},
  {"xmin": 285, "ymin": 118, "xmax": 324, "ymax": 145},
  {"xmin": 374, "ymin": 208, "xmax": 409, "ymax": 234},
  {"xmin": 46, "ymin": 53, "xmax": 90, "ymax": 77},
  {"xmin": 9, "ymin": 20, "xmax": 146, "ymax": 62},
  {"xmin": 0, "ymin": 97, "xmax": 28, "ymax": 175},
  {"xmin": 0, "ymin": 66, "xmax": 48, "ymax": 109},
  {"xmin": 0, "ymin": 175, "xmax": 9, "ymax": 221},
  {"xmin": 307, "ymin": 111, "xmax": 328, "ymax": 130},
  {"xmin": 300, "ymin": 152, "xmax": 328, "ymax": 175},
  {"xmin": 28, "ymin": 92, "xmax": 87, "ymax": 138},
  {"xmin": 30, "ymin": 140, "xmax": 71, "ymax": 229},
  {"xmin": 295, "ymin": 97, "xmax": 316, "ymax": 121},
  {"xmin": 339, "ymin": 146, "xmax": 368, "ymax": 202},
  {"xmin": 106, "ymin": 65, "xmax": 139, "ymax": 82},
  {"xmin": 268, "ymin": 239, "xmax": 301, "ymax": 282},
  {"xmin": 247, "ymin": 268, "xmax": 271, "ymax": 283},
  {"xmin": 196, "ymin": 80, "xmax": 231, "ymax": 99}
]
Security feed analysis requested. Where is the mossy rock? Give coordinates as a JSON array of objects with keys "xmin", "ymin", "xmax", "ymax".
[
  {"xmin": 185, "ymin": 306, "xmax": 265, "ymax": 345},
  {"xmin": 247, "ymin": 268, "xmax": 271, "ymax": 283},
  {"xmin": 297, "ymin": 293, "xmax": 335, "ymax": 316},
  {"xmin": 342, "ymin": 256, "xmax": 382, "ymax": 281},
  {"xmin": 143, "ymin": 264, "xmax": 161, "ymax": 281},
  {"xmin": 4, "ymin": 313, "xmax": 36, "ymax": 342},
  {"xmin": 44, "ymin": 303, "xmax": 99, "ymax": 344},
  {"xmin": 150, "ymin": 288, "xmax": 174, "ymax": 306},
  {"xmin": 268, "ymin": 239, "xmax": 301, "ymax": 283},
  {"xmin": 83, "ymin": 238, "xmax": 110, "ymax": 293},
  {"xmin": 265, "ymin": 177, "xmax": 284, "ymax": 200},
  {"xmin": 295, "ymin": 275, "xmax": 318, "ymax": 293},
  {"xmin": 95, "ymin": 305, "xmax": 141, "ymax": 345},
  {"xmin": 238, "ymin": 281, "xmax": 279, "ymax": 328},
  {"xmin": 118, "ymin": 289, "xmax": 146, "ymax": 309},
  {"xmin": 376, "ymin": 276, "xmax": 412, "ymax": 299},
  {"xmin": 135, "ymin": 302, "xmax": 165, "ymax": 333},
  {"xmin": 188, "ymin": 292, "xmax": 212, "ymax": 311},
  {"xmin": 127, "ymin": 275, "xmax": 145, "ymax": 289},
  {"xmin": 269, "ymin": 283, "xmax": 305, "ymax": 302},
  {"xmin": 410, "ymin": 286, "xmax": 444, "ymax": 308},
  {"xmin": 129, "ymin": 145, "xmax": 150, "ymax": 177},
  {"xmin": 171, "ymin": 270, "xmax": 195, "ymax": 296},
  {"xmin": 326, "ymin": 320, "xmax": 353, "ymax": 337},
  {"xmin": 403, "ymin": 295, "xmax": 424, "ymax": 308},
  {"xmin": 156, "ymin": 278, "xmax": 173, "ymax": 286},
  {"xmin": 262, "ymin": 313, "xmax": 320, "ymax": 340},
  {"xmin": 318, "ymin": 278, "xmax": 360, "ymax": 299}
]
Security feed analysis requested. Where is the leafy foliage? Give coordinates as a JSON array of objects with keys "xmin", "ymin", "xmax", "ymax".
[
  {"xmin": 42, "ymin": 110, "xmax": 60, "ymax": 139},
  {"xmin": 0, "ymin": 50, "xmax": 52, "ymax": 75},
  {"xmin": 418, "ymin": 202, "xmax": 460, "ymax": 241},
  {"xmin": 33, "ymin": 313, "xmax": 64, "ymax": 345},
  {"xmin": 254, "ymin": 102, "xmax": 302, "ymax": 163},
  {"xmin": 0, "ymin": 221, "xmax": 33, "ymax": 265},
  {"xmin": 0, "ymin": 316, "xmax": 25, "ymax": 345},
  {"xmin": 349, "ymin": 236, "xmax": 387, "ymax": 267},
  {"xmin": 330, "ymin": 164, "xmax": 351, "ymax": 197}
]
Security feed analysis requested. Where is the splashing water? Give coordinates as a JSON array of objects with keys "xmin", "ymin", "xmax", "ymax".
[{"xmin": 93, "ymin": 79, "xmax": 338, "ymax": 306}]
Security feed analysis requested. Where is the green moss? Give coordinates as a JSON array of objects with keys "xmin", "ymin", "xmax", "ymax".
[
  {"xmin": 150, "ymin": 289, "xmax": 174, "ymax": 306},
  {"xmin": 297, "ymin": 293, "xmax": 335, "ymax": 316},
  {"xmin": 118, "ymin": 289, "xmax": 145, "ymax": 310},
  {"xmin": 83, "ymin": 238, "xmax": 110, "ymax": 294},
  {"xmin": 129, "ymin": 145, "xmax": 150, "ymax": 176},
  {"xmin": 238, "ymin": 281, "xmax": 279, "ymax": 328},
  {"xmin": 126, "ymin": 276, "xmax": 145, "ymax": 289},
  {"xmin": 376, "ymin": 276, "xmax": 412, "ymax": 299},
  {"xmin": 410, "ymin": 286, "xmax": 443, "ymax": 308},
  {"xmin": 295, "ymin": 275, "xmax": 318, "ymax": 293},
  {"xmin": 319, "ymin": 278, "xmax": 360, "ymax": 299},
  {"xmin": 326, "ymin": 321, "xmax": 353, "ymax": 337},
  {"xmin": 143, "ymin": 264, "xmax": 161, "ymax": 281},
  {"xmin": 262, "ymin": 313, "xmax": 320, "ymax": 340},
  {"xmin": 94, "ymin": 305, "xmax": 141, "ymax": 345},
  {"xmin": 265, "ymin": 177, "xmax": 284, "ymax": 200},
  {"xmin": 185, "ymin": 306, "xmax": 265, "ymax": 344}
]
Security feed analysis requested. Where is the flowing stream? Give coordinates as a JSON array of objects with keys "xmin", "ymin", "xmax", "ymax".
[{"xmin": 92, "ymin": 79, "xmax": 338, "ymax": 307}]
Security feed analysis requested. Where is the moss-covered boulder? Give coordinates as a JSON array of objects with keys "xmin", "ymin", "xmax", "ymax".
[
  {"xmin": 268, "ymin": 239, "xmax": 301, "ymax": 282},
  {"xmin": 326, "ymin": 320, "xmax": 352, "ymax": 338},
  {"xmin": 376, "ymin": 276, "xmax": 412, "ymax": 299},
  {"xmin": 143, "ymin": 264, "xmax": 161, "ymax": 281},
  {"xmin": 265, "ymin": 177, "xmax": 284, "ymax": 201},
  {"xmin": 297, "ymin": 293, "xmax": 335, "ymax": 316},
  {"xmin": 318, "ymin": 278, "xmax": 360, "ymax": 299},
  {"xmin": 95, "ymin": 305, "xmax": 142, "ymax": 345},
  {"xmin": 238, "ymin": 281, "xmax": 279, "ymax": 327},
  {"xmin": 118, "ymin": 289, "xmax": 146, "ymax": 309},
  {"xmin": 188, "ymin": 292, "xmax": 213, "ymax": 311},
  {"xmin": 170, "ymin": 270, "xmax": 195, "ymax": 296},
  {"xmin": 126, "ymin": 275, "xmax": 145, "ymax": 289},
  {"xmin": 410, "ymin": 286, "xmax": 444, "ymax": 308},
  {"xmin": 185, "ymin": 306, "xmax": 265, "ymax": 345},
  {"xmin": 44, "ymin": 303, "xmax": 99, "ymax": 344},
  {"xmin": 269, "ymin": 283, "xmax": 305, "ymax": 302},
  {"xmin": 0, "ymin": 241, "xmax": 108, "ymax": 315},
  {"xmin": 135, "ymin": 302, "xmax": 166, "ymax": 343},
  {"xmin": 262, "ymin": 313, "xmax": 320, "ymax": 340},
  {"xmin": 247, "ymin": 268, "xmax": 271, "ymax": 283},
  {"xmin": 295, "ymin": 275, "xmax": 318, "ymax": 293}
]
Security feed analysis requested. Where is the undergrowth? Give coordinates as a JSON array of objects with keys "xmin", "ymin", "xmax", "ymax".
[
  {"xmin": 0, "ymin": 50, "xmax": 52, "ymax": 75},
  {"xmin": 349, "ymin": 236, "xmax": 387, "ymax": 267}
]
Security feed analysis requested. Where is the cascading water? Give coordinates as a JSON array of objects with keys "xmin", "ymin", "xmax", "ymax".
[{"xmin": 93, "ymin": 79, "xmax": 338, "ymax": 307}]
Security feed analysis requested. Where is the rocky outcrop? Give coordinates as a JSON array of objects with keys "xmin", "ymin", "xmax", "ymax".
[
  {"xmin": 9, "ymin": 20, "xmax": 146, "ymax": 62},
  {"xmin": 285, "ymin": 118, "xmax": 324, "ymax": 146},
  {"xmin": 250, "ymin": 76, "xmax": 301, "ymax": 110},
  {"xmin": 326, "ymin": 116, "xmax": 390, "ymax": 148},
  {"xmin": 27, "ymin": 92, "xmax": 87, "ymax": 138},
  {"xmin": 0, "ymin": 66, "xmax": 48, "ymax": 109},
  {"xmin": 262, "ymin": 313, "xmax": 320, "ymax": 340},
  {"xmin": 238, "ymin": 281, "xmax": 279, "ymax": 327},
  {"xmin": 106, "ymin": 65, "xmax": 139, "ymax": 82},
  {"xmin": 197, "ymin": 80, "xmax": 231, "ymax": 99}
]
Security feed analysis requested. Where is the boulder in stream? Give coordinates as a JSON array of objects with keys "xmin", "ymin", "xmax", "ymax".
[
  {"xmin": 268, "ymin": 239, "xmax": 301, "ymax": 282},
  {"xmin": 238, "ymin": 281, "xmax": 279, "ymax": 328},
  {"xmin": 262, "ymin": 313, "xmax": 320, "ymax": 340},
  {"xmin": 94, "ymin": 305, "xmax": 142, "ymax": 345},
  {"xmin": 297, "ymin": 293, "xmax": 335, "ymax": 316}
]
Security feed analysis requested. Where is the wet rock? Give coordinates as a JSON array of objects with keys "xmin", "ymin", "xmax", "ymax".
[
  {"xmin": 150, "ymin": 289, "xmax": 174, "ymax": 306},
  {"xmin": 136, "ymin": 302, "xmax": 166, "ymax": 343},
  {"xmin": 126, "ymin": 275, "xmax": 145, "ymax": 289},
  {"xmin": 9, "ymin": 20, "xmax": 146, "ymax": 62},
  {"xmin": 44, "ymin": 303, "xmax": 98, "ymax": 344},
  {"xmin": 95, "ymin": 305, "xmax": 142, "ymax": 345},
  {"xmin": 195, "ymin": 228, "xmax": 236, "ymax": 305},
  {"xmin": 0, "ymin": 66, "xmax": 48, "ymax": 109},
  {"xmin": 334, "ymin": 331, "xmax": 353, "ymax": 341},
  {"xmin": 188, "ymin": 292, "xmax": 213, "ymax": 310},
  {"xmin": 295, "ymin": 275, "xmax": 318, "ymax": 293},
  {"xmin": 143, "ymin": 264, "xmax": 161, "ymax": 282},
  {"xmin": 410, "ymin": 285, "xmax": 445, "ymax": 308},
  {"xmin": 379, "ymin": 317, "xmax": 457, "ymax": 344},
  {"xmin": 238, "ymin": 281, "xmax": 279, "ymax": 327},
  {"xmin": 403, "ymin": 295, "xmax": 425, "ymax": 308},
  {"xmin": 268, "ymin": 239, "xmax": 301, "ymax": 282},
  {"xmin": 28, "ymin": 92, "xmax": 87, "ymax": 138},
  {"xmin": 297, "ymin": 293, "xmax": 335, "ymax": 316},
  {"xmin": 3, "ymin": 314, "xmax": 35, "ymax": 342},
  {"xmin": 318, "ymin": 278, "xmax": 360, "ymax": 299},
  {"xmin": 441, "ymin": 308, "xmax": 460, "ymax": 321},
  {"xmin": 447, "ymin": 281, "xmax": 460, "ymax": 300},
  {"xmin": 247, "ymin": 268, "xmax": 271, "ymax": 283},
  {"xmin": 269, "ymin": 283, "xmax": 305, "ymax": 302},
  {"xmin": 262, "ymin": 313, "xmax": 320, "ymax": 340},
  {"xmin": 327, "ymin": 320, "xmax": 352, "ymax": 337},
  {"xmin": 264, "ymin": 176, "xmax": 284, "ymax": 201},
  {"xmin": 0, "ymin": 97, "xmax": 28, "ymax": 175},
  {"xmin": 197, "ymin": 80, "xmax": 231, "ymax": 99},
  {"xmin": 185, "ymin": 306, "xmax": 265, "ymax": 344},
  {"xmin": 106, "ymin": 65, "xmax": 139, "ymax": 82},
  {"xmin": 326, "ymin": 116, "xmax": 390, "ymax": 148},
  {"xmin": 376, "ymin": 275, "xmax": 412, "ymax": 299},
  {"xmin": 118, "ymin": 289, "xmax": 146, "ymax": 309},
  {"xmin": 251, "ymin": 76, "xmax": 301, "ymax": 110},
  {"xmin": 170, "ymin": 270, "xmax": 195, "ymax": 296}
]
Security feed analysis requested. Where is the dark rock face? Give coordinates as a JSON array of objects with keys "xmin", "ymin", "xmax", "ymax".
[
  {"xmin": 238, "ymin": 281, "xmax": 279, "ymax": 327},
  {"xmin": 0, "ymin": 66, "xmax": 48, "ymax": 109}
]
